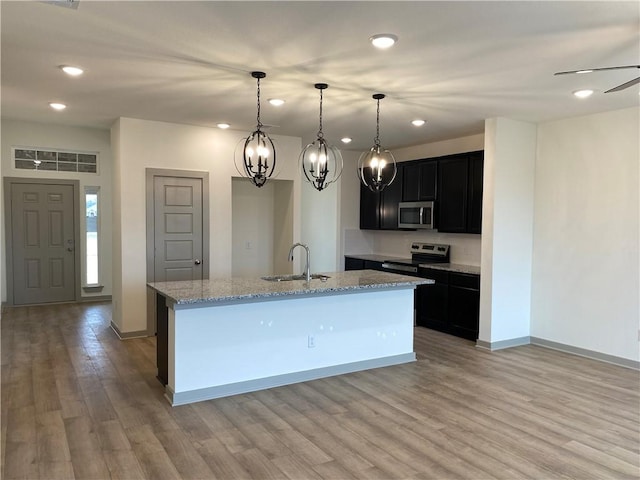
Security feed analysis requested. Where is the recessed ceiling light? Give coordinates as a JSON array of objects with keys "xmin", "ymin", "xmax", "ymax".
[
  {"xmin": 341, "ymin": 137, "xmax": 352, "ymax": 144},
  {"xmin": 411, "ymin": 119, "xmax": 426, "ymax": 127},
  {"xmin": 573, "ymin": 89, "xmax": 594, "ymax": 98},
  {"xmin": 217, "ymin": 123, "xmax": 230, "ymax": 129},
  {"xmin": 370, "ymin": 34, "xmax": 398, "ymax": 49},
  {"xmin": 60, "ymin": 65, "xmax": 84, "ymax": 76},
  {"xmin": 49, "ymin": 102, "xmax": 67, "ymax": 110},
  {"xmin": 268, "ymin": 98, "xmax": 285, "ymax": 106}
]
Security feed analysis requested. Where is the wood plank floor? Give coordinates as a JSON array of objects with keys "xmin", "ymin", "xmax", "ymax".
[{"xmin": 1, "ymin": 301, "xmax": 638, "ymax": 480}]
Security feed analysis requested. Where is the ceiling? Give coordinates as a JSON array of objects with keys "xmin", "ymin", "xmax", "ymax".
[{"xmin": 2, "ymin": 1, "xmax": 639, "ymax": 151}]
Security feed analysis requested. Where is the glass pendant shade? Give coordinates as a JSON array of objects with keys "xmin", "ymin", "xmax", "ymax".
[
  {"xmin": 300, "ymin": 83, "xmax": 343, "ymax": 191},
  {"xmin": 235, "ymin": 71, "xmax": 277, "ymax": 188},
  {"xmin": 358, "ymin": 93, "xmax": 397, "ymax": 192}
]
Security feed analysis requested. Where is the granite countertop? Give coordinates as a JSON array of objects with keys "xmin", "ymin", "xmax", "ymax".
[
  {"xmin": 148, "ymin": 270, "xmax": 432, "ymax": 306},
  {"xmin": 345, "ymin": 254, "xmax": 480, "ymax": 275},
  {"xmin": 344, "ymin": 254, "xmax": 404, "ymax": 262},
  {"xmin": 419, "ymin": 263, "xmax": 481, "ymax": 275}
]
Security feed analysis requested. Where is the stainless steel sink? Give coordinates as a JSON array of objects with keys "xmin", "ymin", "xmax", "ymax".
[{"xmin": 261, "ymin": 274, "xmax": 330, "ymax": 282}]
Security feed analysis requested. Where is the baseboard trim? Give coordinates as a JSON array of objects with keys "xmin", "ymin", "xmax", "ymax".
[
  {"xmin": 79, "ymin": 295, "xmax": 111, "ymax": 303},
  {"xmin": 110, "ymin": 322, "xmax": 150, "ymax": 340},
  {"xmin": 166, "ymin": 352, "xmax": 417, "ymax": 406},
  {"xmin": 476, "ymin": 336, "xmax": 531, "ymax": 351},
  {"xmin": 530, "ymin": 337, "xmax": 639, "ymax": 370}
]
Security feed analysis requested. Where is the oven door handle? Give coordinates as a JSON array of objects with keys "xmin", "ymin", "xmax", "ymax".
[{"xmin": 381, "ymin": 263, "xmax": 418, "ymax": 273}]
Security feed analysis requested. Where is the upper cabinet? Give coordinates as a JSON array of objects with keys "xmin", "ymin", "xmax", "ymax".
[
  {"xmin": 437, "ymin": 151, "xmax": 483, "ymax": 234},
  {"xmin": 360, "ymin": 150, "xmax": 483, "ymax": 234},
  {"xmin": 359, "ymin": 166, "xmax": 404, "ymax": 230},
  {"xmin": 402, "ymin": 160, "xmax": 437, "ymax": 201}
]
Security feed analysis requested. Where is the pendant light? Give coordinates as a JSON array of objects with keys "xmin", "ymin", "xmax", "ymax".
[
  {"xmin": 236, "ymin": 71, "xmax": 276, "ymax": 188},
  {"xmin": 300, "ymin": 83, "xmax": 343, "ymax": 191},
  {"xmin": 358, "ymin": 93, "xmax": 397, "ymax": 192}
]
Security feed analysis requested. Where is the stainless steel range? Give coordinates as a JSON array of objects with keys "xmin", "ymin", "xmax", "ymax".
[{"xmin": 381, "ymin": 242, "xmax": 450, "ymax": 276}]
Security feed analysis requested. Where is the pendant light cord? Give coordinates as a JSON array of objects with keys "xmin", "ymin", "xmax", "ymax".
[
  {"xmin": 256, "ymin": 77, "xmax": 263, "ymax": 129},
  {"xmin": 374, "ymin": 97, "xmax": 381, "ymax": 148},
  {"xmin": 317, "ymin": 88, "xmax": 324, "ymax": 139}
]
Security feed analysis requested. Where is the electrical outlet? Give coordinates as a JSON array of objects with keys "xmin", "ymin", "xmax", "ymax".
[
  {"xmin": 308, "ymin": 335, "xmax": 315, "ymax": 348},
  {"xmin": 245, "ymin": 241, "xmax": 252, "ymax": 250}
]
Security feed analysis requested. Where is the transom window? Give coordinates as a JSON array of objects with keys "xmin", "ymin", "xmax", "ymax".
[{"xmin": 13, "ymin": 147, "xmax": 98, "ymax": 174}]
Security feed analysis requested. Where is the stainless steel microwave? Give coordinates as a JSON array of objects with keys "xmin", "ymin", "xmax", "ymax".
[{"xmin": 398, "ymin": 201, "xmax": 435, "ymax": 229}]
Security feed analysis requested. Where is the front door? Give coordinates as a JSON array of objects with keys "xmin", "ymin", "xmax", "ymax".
[
  {"xmin": 9, "ymin": 182, "xmax": 77, "ymax": 305},
  {"xmin": 153, "ymin": 175, "xmax": 204, "ymax": 282}
]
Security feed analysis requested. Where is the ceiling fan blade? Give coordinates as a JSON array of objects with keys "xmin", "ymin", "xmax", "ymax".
[
  {"xmin": 554, "ymin": 65, "xmax": 640, "ymax": 76},
  {"xmin": 605, "ymin": 76, "xmax": 640, "ymax": 93}
]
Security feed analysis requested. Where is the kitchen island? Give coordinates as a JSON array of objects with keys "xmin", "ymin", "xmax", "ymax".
[{"xmin": 148, "ymin": 270, "xmax": 431, "ymax": 406}]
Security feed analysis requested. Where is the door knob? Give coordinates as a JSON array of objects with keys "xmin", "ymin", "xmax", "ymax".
[
  {"xmin": 194, "ymin": 259, "xmax": 201, "ymax": 265},
  {"xmin": 67, "ymin": 247, "xmax": 74, "ymax": 252}
]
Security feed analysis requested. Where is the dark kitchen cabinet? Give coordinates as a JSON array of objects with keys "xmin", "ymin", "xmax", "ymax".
[
  {"xmin": 437, "ymin": 151, "xmax": 483, "ymax": 234},
  {"xmin": 417, "ymin": 268, "xmax": 480, "ymax": 341},
  {"xmin": 467, "ymin": 152, "xmax": 484, "ymax": 234},
  {"xmin": 344, "ymin": 257, "xmax": 365, "ymax": 270},
  {"xmin": 437, "ymin": 155, "xmax": 469, "ymax": 233},
  {"xmin": 344, "ymin": 257, "xmax": 384, "ymax": 272},
  {"xmin": 416, "ymin": 268, "xmax": 448, "ymax": 330},
  {"xmin": 402, "ymin": 160, "xmax": 437, "ymax": 201},
  {"xmin": 363, "ymin": 260, "xmax": 384, "ymax": 271},
  {"xmin": 448, "ymin": 273, "xmax": 480, "ymax": 340},
  {"xmin": 359, "ymin": 166, "xmax": 404, "ymax": 230},
  {"xmin": 359, "ymin": 151, "xmax": 483, "ymax": 233}
]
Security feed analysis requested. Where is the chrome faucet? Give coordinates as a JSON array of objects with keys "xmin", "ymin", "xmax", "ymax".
[{"xmin": 288, "ymin": 243, "xmax": 311, "ymax": 282}]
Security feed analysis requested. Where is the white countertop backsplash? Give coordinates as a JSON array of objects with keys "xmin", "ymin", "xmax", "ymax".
[{"xmin": 344, "ymin": 229, "xmax": 481, "ymax": 267}]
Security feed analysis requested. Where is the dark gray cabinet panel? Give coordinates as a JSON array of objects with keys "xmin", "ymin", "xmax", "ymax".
[
  {"xmin": 417, "ymin": 268, "xmax": 480, "ymax": 341},
  {"xmin": 359, "ymin": 166, "xmax": 404, "ymax": 230},
  {"xmin": 402, "ymin": 160, "xmax": 437, "ymax": 202}
]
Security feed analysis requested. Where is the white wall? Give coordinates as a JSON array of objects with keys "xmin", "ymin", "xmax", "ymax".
[
  {"xmin": 112, "ymin": 117, "xmax": 302, "ymax": 334},
  {"xmin": 301, "ymin": 175, "xmax": 340, "ymax": 273},
  {"xmin": 1, "ymin": 119, "xmax": 113, "ymax": 302},
  {"xmin": 479, "ymin": 118, "xmax": 536, "ymax": 344},
  {"xmin": 531, "ymin": 107, "xmax": 639, "ymax": 361},
  {"xmin": 232, "ymin": 178, "xmax": 275, "ymax": 277},
  {"xmin": 340, "ymin": 134, "xmax": 485, "ymax": 265},
  {"xmin": 231, "ymin": 178, "xmax": 295, "ymax": 277}
]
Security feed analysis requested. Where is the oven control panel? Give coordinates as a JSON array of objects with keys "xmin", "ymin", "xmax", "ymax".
[{"xmin": 410, "ymin": 242, "xmax": 449, "ymax": 257}]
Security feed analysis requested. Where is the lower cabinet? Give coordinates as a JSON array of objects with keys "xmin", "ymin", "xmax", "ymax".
[
  {"xmin": 345, "ymin": 257, "xmax": 365, "ymax": 270},
  {"xmin": 344, "ymin": 257, "xmax": 384, "ymax": 271},
  {"xmin": 417, "ymin": 268, "xmax": 480, "ymax": 341}
]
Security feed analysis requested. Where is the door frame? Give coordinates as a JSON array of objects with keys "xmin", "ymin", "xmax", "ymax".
[
  {"xmin": 145, "ymin": 168, "xmax": 209, "ymax": 335},
  {"xmin": 3, "ymin": 177, "xmax": 82, "ymax": 306}
]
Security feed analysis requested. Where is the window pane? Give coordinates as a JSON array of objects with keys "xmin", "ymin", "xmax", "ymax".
[{"xmin": 86, "ymin": 192, "xmax": 98, "ymax": 285}]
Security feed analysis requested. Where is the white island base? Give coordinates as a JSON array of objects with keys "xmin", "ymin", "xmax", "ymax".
[
  {"xmin": 149, "ymin": 271, "xmax": 428, "ymax": 406},
  {"xmin": 168, "ymin": 289, "xmax": 413, "ymax": 405}
]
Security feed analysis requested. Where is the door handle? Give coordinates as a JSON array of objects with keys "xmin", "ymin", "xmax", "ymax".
[
  {"xmin": 67, "ymin": 247, "xmax": 74, "ymax": 252},
  {"xmin": 194, "ymin": 259, "xmax": 201, "ymax": 265}
]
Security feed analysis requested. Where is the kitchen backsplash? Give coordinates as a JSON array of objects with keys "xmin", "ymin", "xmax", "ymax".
[{"xmin": 344, "ymin": 229, "xmax": 481, "ymax": 266}]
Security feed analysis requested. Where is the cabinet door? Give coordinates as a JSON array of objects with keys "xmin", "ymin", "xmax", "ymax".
[
  {"xmin": 359, "ymin": 184, "xmax": 380, "ymax": 230},
  {"xmin": 344, "ymin": 257, "xmax": 365, "ymax": 270},
  {"xmin": 419, "ymin": 161, "xmax": 437, "ymax": 200},
  {"xmin": 363, "ymin": 260, "xmax": 384, "ymax": 271},
  {"xmin": 416, "ymin": 283, "xmax": 449, "ymax": 331},
  {"xmin": 448, "ymin": 285, "xmax": 480, "ymax": 340},
  {"xmin": 402, "ymin": 163, "xmax": 421, "ymax": 201},
  {"xmin": 467, "ymin": 152, "xmax": 483, "ymax": 234},
  {"xmin": 437, "ymin": 155, "xmax": 469, "ymax": 233},
  {"xmin": 380, "ymin": 166, "xmax": 403, "ymax": 230}
]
